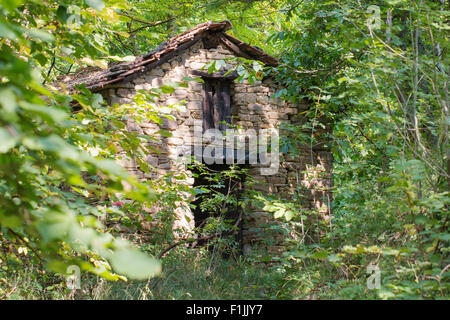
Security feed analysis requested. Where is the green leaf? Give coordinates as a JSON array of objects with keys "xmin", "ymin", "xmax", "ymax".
[
  {"xmin": 37, "ymin": 209, "xmax": 74, "ymax": 242},
  {"xmin": 20, "ymin": 102, "xmax": 68, "ymax": 122},
  {"xmin": 110, "ymin": 248, "xmax": 161, "ymax": 280},
  {"xmin": 0, "ymin": 88, "xmax": 17, "ymax": 114},
  {"xmin": 0, "ymin": 127, "xmax": 18, "ymax": 153},
  {"xmin": 160, "ymin": 85, "xmax": 175, "ymax": 94},
  {"xmin": 25, "ymin": 28, "xmax": 54, "ymax": 42},
  {"xmin": 311, "ymin": 250, "xmax": 328, "ymax": 259},
  {"xmin": 0, "ymin": 21, "xmax": 17, "ymax": 40},
  {"xmin": 284, "ymin": 210, "xmax": 295, "ymax": 221},
  {"xmin": 327, "ymin": 254, "xmax": 342, "ymax": 262},
  {"xmin": 182, "ymin": 76, "xmax": 204, "ymax": 83},
  {"xmin": 85, "ymin": 0, "xmax": 105, "ymax": 11},
  {"xmin": 81, "ymin": 57, "xmax": 108, "ymax": 69},
  {"xmin": 414, "ymin": 215, "xmax": 428, "ymax": 224},
  {"xmin": 1, "ymin": 0, "xmax": 24, "ymax": 11},
  {"xmin": 273, "ymin": 208, "xmax": 286, "ymax": 219}
]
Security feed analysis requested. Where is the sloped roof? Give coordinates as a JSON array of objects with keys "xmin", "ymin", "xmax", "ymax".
[{"xmin": 57, "ymin": 20, "xmax": 278, "ymax": 92}]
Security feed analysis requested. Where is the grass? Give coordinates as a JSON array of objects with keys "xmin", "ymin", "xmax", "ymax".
[
  {"xmin": 0, "ymin": 247, "xmax": 285, "ymax": 300},
  {"xmin": 4, "ymin": 244, "xmax": 441, "ymax": 300}
]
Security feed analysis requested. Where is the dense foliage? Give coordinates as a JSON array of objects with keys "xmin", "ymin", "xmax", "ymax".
[{"xmin": 0, "ymin": 0, "xmax": 448, "ymax": 299}]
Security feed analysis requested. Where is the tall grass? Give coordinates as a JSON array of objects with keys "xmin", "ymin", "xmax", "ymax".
[{"xmin": 1, "ymin": 247, "xmax": 284, "ymax": 300}]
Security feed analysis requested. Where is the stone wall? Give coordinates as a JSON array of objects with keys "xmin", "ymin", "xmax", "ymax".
[{"xmin": 98, "ymin": 41, "xmax": 333, "ymax": 254}]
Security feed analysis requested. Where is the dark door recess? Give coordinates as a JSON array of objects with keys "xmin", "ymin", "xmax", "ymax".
[{"xmin": 190, "ymin": 163, "xmax": 247, "ymax": 256}]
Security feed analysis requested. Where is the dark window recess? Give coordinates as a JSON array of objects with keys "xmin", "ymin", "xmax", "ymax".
[
  {"xmin": 201, "ymin": 78, "xmax": 232, "ymax": 132},
  {"xmin": 192, "ymin": 70, "xmax": 238, "ymax": 132}
]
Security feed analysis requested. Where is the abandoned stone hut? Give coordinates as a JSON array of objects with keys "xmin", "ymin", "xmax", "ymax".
[{"xmin": 60, "ymin": 21, "xmax": 333, "ymax": 254}]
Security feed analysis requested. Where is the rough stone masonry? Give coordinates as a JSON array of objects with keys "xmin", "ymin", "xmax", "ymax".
[{"xmin": 60, "ymin": 21, "xmax": 333, "ymax": 255}]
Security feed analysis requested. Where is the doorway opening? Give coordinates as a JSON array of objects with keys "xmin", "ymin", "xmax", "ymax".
[{"xmin": 190, "ymin": 162, "xmax": 247, "ymax": 257}]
